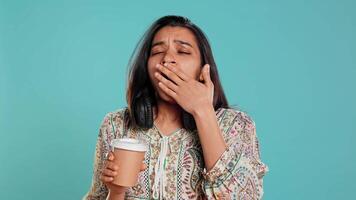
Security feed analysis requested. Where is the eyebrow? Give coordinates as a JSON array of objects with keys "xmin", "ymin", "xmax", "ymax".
[{"xmin": 151, "ymin": 39, "xmax": 193, "ymax": 48}]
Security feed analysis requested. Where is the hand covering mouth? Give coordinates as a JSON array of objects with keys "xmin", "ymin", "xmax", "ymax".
[{"xmin": 161, "ymin": 73, "xmax": 173, "ymax": 82}]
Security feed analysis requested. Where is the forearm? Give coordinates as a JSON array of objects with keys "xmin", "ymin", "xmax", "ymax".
[{"xmin": 192, "ymin": 104, "xmax": 227, "ymax": 171}]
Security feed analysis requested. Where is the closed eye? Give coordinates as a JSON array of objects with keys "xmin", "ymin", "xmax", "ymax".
[
  {"xmin": 151, "ymin": 52, "xmax": 163, "ymax": 55},
  {"xmin": 178, "ymin": 51, "xmax": 191, "ymax": 55},
  {"xmin": 151, "ymin": 51, "xmax": 190, "ymax": 56}
]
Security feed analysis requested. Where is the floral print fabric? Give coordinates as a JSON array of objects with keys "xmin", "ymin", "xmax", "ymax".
[{"xmin": 82, "ymin": 107, "xmax": 268, "ymax": 200}]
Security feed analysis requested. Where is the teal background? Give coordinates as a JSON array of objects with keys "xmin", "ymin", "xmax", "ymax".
[{"xmin": 1, "ymin": 0, "xmax": 355, "ymax": 199}]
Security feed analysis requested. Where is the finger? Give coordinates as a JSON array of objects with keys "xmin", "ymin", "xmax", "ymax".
[
  {"xmin": 106, "ymin": 162, "xmax": 119, "ymax": 171},
  {"xmin": 199, "ymin": 73, "xmax": 203, "ymax": 81},
  {"xmin": 102, "ymin": 168, "xmax": 118, "ymax": 177},
  {"xmin": 155, "ymin": 72, "xmax": 179, "ymax": 92},
  {"xmin": 157, "ymin": 63, "xmax": 183, "ymax": 85},
  {"xmin": 100, "ymin": 174, "xmax": 114, "ymax": 182},
  {"xmin": 163, "ymin": 63, "xmax": 190, "ymax": 81},
  {"xmin": 202, "ymin": 64, "xmax": 212, "ymax": 85},
  {"xmin": 158, "ymin": 81, "xmax": 177, "ymax": 99},
  {"xmin": 140, "ymin": 163, "xmax": 147, "ymax": 171},
  {"xmin": 108, "ymin": 151, "xmax": 114, "ymax": 161}
]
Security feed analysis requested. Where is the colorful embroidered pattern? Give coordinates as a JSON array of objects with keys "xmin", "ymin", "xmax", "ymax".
[{"xmin": 82, "ymin": 107, "xmax": 268, "ymax": 200}]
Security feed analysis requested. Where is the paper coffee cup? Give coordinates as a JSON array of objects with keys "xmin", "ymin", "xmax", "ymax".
[{"xmin": 110, "ymin": 138, "xmax": 148, "ymax": 187}]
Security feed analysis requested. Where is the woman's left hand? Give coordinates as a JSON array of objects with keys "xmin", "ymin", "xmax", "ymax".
[{"xmin": 154, "ymin": 63, "xmax": 214, "ymax": 115}]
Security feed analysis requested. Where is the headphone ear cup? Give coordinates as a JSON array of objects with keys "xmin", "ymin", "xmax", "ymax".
[
  {"xmin": 142, "ymin": 95, "xmax": 153, "ymax": 128},
  {"xmin": 133, "ymin": 88, "xmax": 154, "ymax": 129}
]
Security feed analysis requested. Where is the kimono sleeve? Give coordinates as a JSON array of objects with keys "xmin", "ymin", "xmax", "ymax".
[
  {"xmin": 201, "ymin": 110, "xmax": 269, "ymax": 200},
  {"xmin": 82, "ymin": 113, "xmax": 114, "ymax": 200}
]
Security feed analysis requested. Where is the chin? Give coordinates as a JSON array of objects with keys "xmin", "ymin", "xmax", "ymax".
[{"xmin": 156, "ymin": 90, "xmax": 177, "ymax": 104}]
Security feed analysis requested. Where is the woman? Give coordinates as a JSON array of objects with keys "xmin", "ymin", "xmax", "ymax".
[{"xmin": 83, "ymin": 15, "xmax": 268, "ymax": 200}]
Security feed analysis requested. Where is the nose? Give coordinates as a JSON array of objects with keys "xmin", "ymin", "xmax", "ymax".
[
  {"xmin": 161, "ymin": 52, "xmax": 176, "ymax": 66},
  {"xmin": 162, "ymin": 60, "xmax": 176, "ymax": 66}
]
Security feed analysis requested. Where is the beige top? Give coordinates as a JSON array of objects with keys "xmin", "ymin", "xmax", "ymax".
[{"xmin": 83, "ymin": 107, "xmax": 269, "ymax": 199}]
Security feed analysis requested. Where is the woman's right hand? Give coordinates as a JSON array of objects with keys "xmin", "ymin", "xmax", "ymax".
[{"xmin": 100, "ymin": 151, "xmax": 147, "ymax": 196}]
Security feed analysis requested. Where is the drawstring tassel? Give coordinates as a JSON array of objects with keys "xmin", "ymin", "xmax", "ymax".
[{"xmin": 152, "ymin": 137, "xmax": 169, "ymax": 199}]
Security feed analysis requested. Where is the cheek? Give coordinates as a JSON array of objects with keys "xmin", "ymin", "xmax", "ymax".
[
  {"xmin": 181, "ymin": 64, "xmax": 202, "ymax": 79},
  {"xmin": 147, "ymin": 59, "xmax": 156, "ymax": 77},
  {"xmin": 147, "ymin": 67, "xmax": 156, "ymax": 82},
  {"xmin": 179, "ymin": 58, "xmax": 201, "ymax": 77},
  {"xmin": 147, "ymin": 64, "xmax": 161, "ymax": 87}
]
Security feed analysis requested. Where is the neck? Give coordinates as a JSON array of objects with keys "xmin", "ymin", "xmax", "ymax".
[{"xmin": 153, "ymin": 99, "xmax": 182, "ymax": 126}]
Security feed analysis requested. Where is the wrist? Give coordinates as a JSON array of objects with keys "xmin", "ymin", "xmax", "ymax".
[{"xmin": 192, "ymin": 104, "xmax": 214, "ymax": 118}]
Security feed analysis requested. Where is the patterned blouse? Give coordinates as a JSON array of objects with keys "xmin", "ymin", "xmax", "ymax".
[{"xmin": 83, "ymin": 107, "xmax": 268, "ymax": 200}]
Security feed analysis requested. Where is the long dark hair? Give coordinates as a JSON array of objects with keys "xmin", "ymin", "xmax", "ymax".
[{"xmin": 125, "ymin": 15, "xmax": 230, "ymax": 132}]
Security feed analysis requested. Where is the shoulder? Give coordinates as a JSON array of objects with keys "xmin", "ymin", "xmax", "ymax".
[
  {"xmin": 218, "ymin": 107, "xmax": 256, "ymax": 140},
  {"xmin": 219, "ymin": 107, "xmax": 255, "ymax": 128},
  {"xmin": 99, "ymin": 107, "xmax": 129, "ymax": 138},
  {"xmin": 101, "ymin": 107, "xmax": 128, "ymax": 123}
]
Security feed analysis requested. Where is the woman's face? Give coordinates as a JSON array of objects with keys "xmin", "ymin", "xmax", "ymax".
[{"xmin": 147, "ymin": 26, "xmax": 202, "ymax": 103}]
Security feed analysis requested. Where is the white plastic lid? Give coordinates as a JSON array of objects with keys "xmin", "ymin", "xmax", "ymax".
[{"xmin": 110, "ymin": 138, "xmax": 148, "ymax": 152}]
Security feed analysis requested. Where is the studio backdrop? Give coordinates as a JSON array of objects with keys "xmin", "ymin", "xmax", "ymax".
[{"xmin": 1, "ymin": 0, "xmax": 355, "ymax": 199}]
